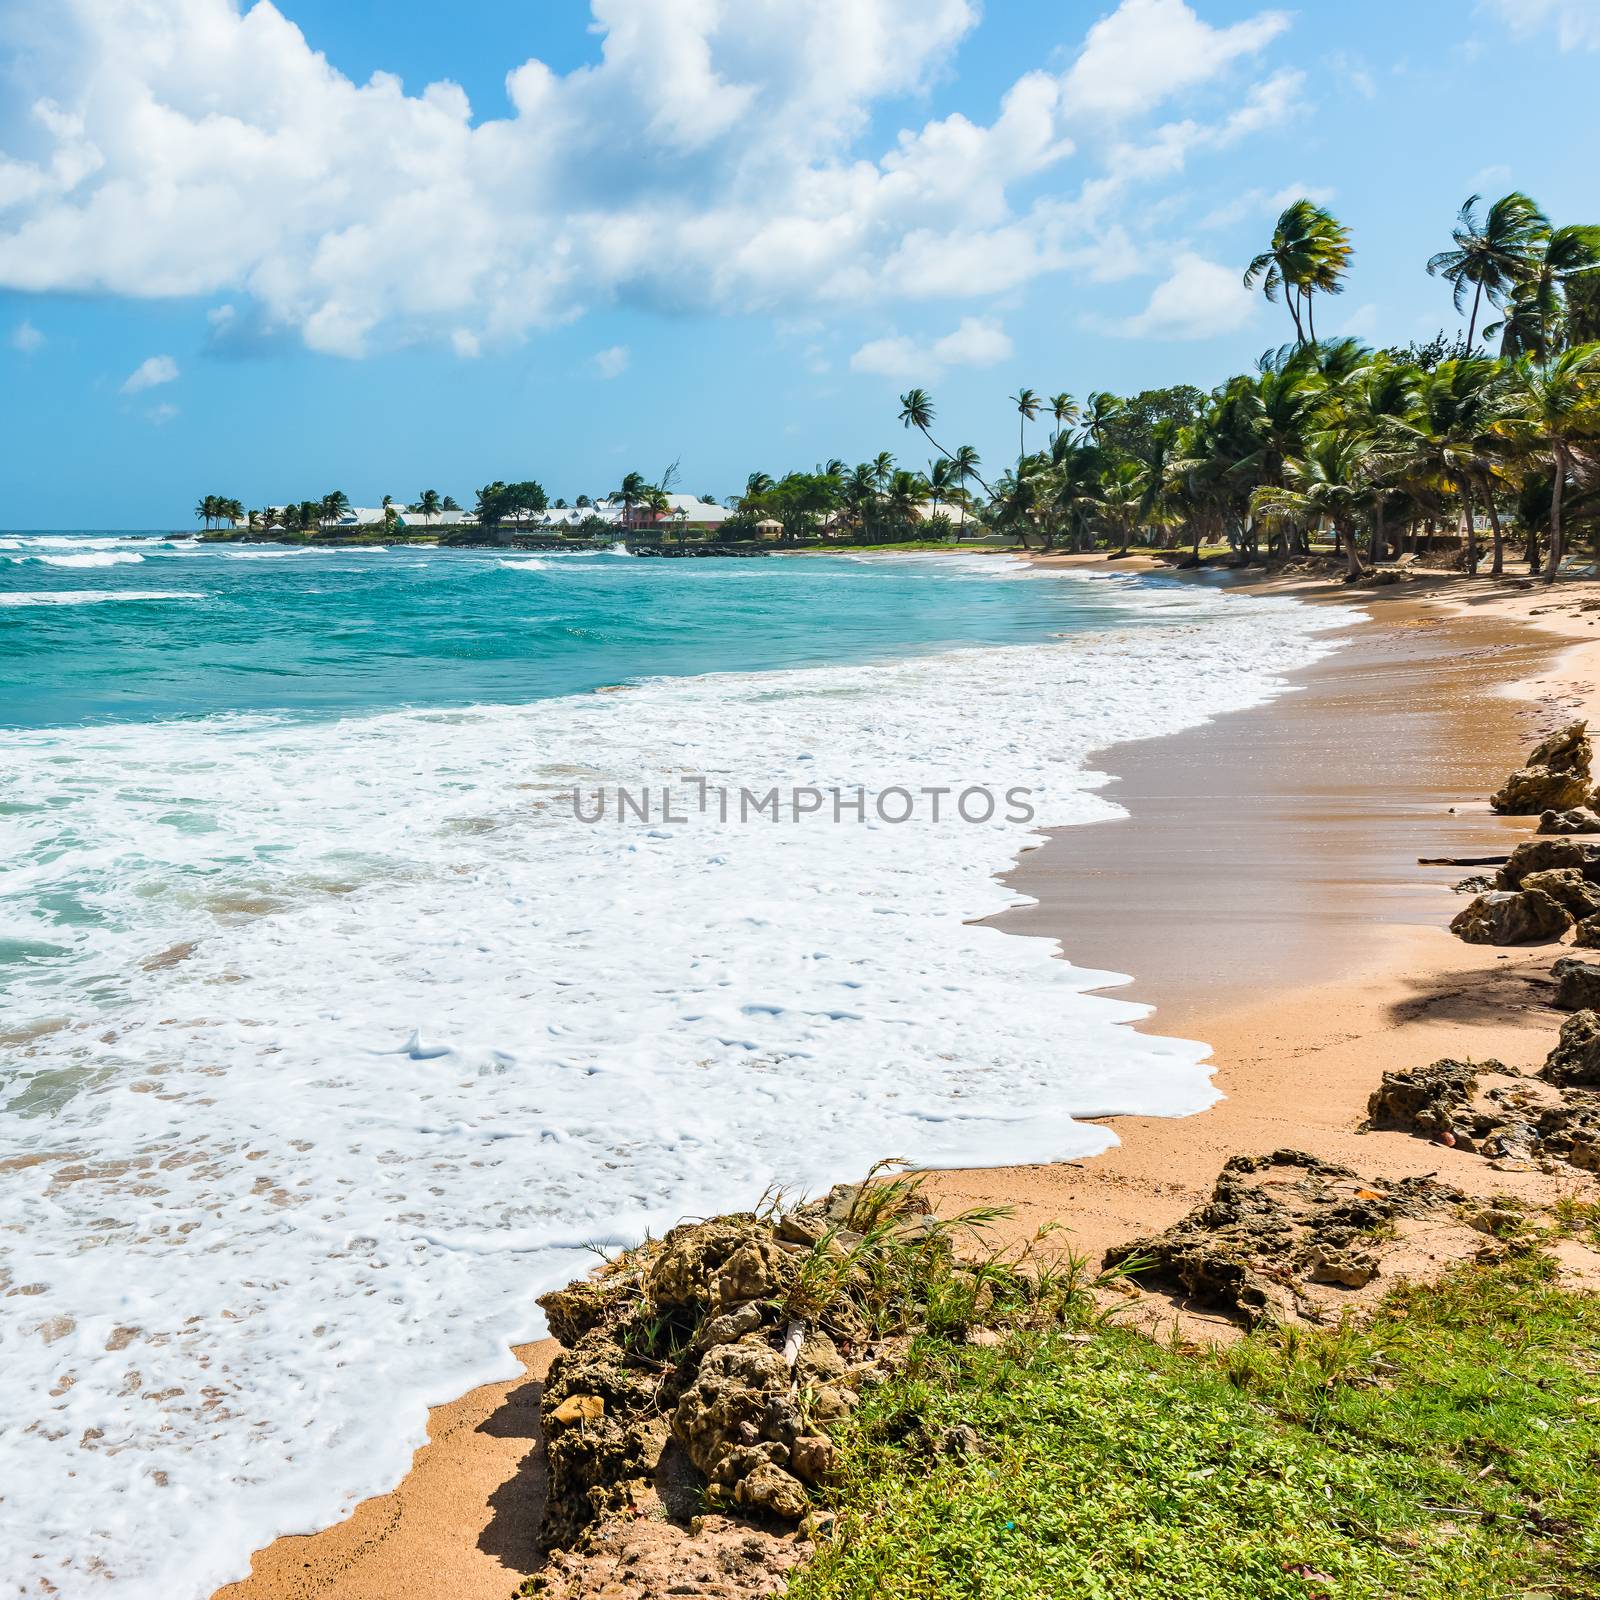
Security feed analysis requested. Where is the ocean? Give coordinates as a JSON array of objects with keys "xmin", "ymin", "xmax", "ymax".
[{"xmin": 0, "ymin": 533, "xmax": 1350, "ymax": 1596}]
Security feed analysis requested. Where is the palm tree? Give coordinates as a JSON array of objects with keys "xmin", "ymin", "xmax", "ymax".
[
  {"xmin": 320, "ymin": 490, "xmax": 350, "ymax": 528},
  {"xmin": 843, "ymin": 463, "xmax": 878, "ymax": 541},
  {"xmin": 1081, "ymin": 391, "xmax": 1124, "ymax": 447},
  {"xmin": 616, "ymin": 470, "xmax": 649, "ymax": 526},
  {"xmin": 1245, "ymin": 199, "xmax": 1324, "ymax": 343},
  {"xmin": 1244, "ymin": 200, "xmax": 1352, "ymax": 345},
  {"xmin": 1427, "ymin": 192, "xmax": 1548, "ymax": 348},
  {"xmin": 883, "ymin": 470, "xmax": 922, "ymax": 540},
  {"xmin": 897, "ymin": 389, "xmax": 992, "ymax": 497},
  {"xmin": 1252, "ymin": 432, "xmax": 1373, "ymax": 578},
  {"xmin": 1049, "ymin": 392, "xmax": 1079, "ymax": 448},
  {"xmin": 194, "ymin": 495, "xmax": 215, "ymax": 530},
  {"xmin": 416, "ymin": 489, "xmax": 443, "ymax": 524},
  {"xmin": 1095, "ymin": 461, "xmax": 1148, "ymax": 557},
  {"xmin": 1500, "ymin": 345, "xmax": 1600, "ymax": 584},
  {"xmin": 870, "ymin": 451, "xmax": 895, "ymax": 493},
  {"xmin": 950, "ymin": 445, "xmax": 983, "ymax": 507},
  {"xmin": 1011, "ymin": 388, "xmax": 1041, "ymax": 471},
  {"xmin": 1385, "ymin": 358, "xmax": 1506, "ymax": 575}
]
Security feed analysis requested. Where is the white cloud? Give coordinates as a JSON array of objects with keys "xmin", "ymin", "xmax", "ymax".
[
  {"xmin": 1487, "ymin": 0, "xmax": 1600, "ymax": 49},
  {"xmin": 10, "ymin": 318, "xmax": 44, "ymax": 351},
  {"xmin": 0, "ymin": 0, "xmax": 1296, "ymax": 355},
  {"xmin": 146, "ymin": 400, "xmax": 179, "ymax": 424},
  {"xmin": 451, "ymin": 328, "xmax": 481, "ymax": 359},
  {"xmin": 121, "ymin": 353, "xmax": 178, "ymax": 393},
  {"xmin": 590, "ymin": 343, "xmax": 630, "ymax": 379},
  {"xmin": 850, "ymin": 315, "xmax": 1013, "ymax": 379},
  {"xmin": 1112, "ymin": 252, "xmax": 1255, "ymax": 340},
  {"xmin": 1059, "ymin": 0, "xmax": 1290, "ymax": 121}
]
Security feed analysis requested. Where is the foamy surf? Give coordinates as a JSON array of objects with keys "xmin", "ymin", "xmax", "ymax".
[
  {"xmin": 0, "ymin": 567, "xmax": 1355, "ymax": 1598},
  {"xmin": 0, "ymin": 589, "xmax": 203, "ymax": 607}
]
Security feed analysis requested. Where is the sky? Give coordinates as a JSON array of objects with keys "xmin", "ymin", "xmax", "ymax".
[{"xmin": 0, "ymin": 0, "xmax": 1597, "ymax": 527}]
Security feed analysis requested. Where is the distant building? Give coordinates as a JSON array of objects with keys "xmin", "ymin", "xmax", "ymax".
[
  {"xmin": 622, "ymin": 494, "xmax": 736, "ymax": 533},
  {"xmin": 394, "ymin": 508, "xmax": 475, "ymax": 528}
]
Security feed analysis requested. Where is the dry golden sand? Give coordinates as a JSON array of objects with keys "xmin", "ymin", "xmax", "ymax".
[{"xmin": 216, "ymin": 559, "xmax": 1600, "ymax": 1599}]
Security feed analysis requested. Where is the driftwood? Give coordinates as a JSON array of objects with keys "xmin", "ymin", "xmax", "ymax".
[{"xmin": 1419, "ymin": 855, "xmax": 1511, "ymax": 867}]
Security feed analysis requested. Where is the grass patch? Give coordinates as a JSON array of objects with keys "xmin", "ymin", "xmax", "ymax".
[{"xmin": 788, "ymin": 1251, "xmax": 1600, "ymax": 1599}]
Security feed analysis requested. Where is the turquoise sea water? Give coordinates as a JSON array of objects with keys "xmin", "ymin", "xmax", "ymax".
[
  {"xmin": 1, "ymin": 533, "xmax": 1150, "ymax": 727},
  {"xmin": 0, "ymin": 530, "xmax": 1355, "ymax": 1600}
]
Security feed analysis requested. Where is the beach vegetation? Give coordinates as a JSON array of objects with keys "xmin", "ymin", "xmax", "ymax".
[{"xmin": 788, "ymin": 1248, "xmax": 1600, "ymax": 1600}]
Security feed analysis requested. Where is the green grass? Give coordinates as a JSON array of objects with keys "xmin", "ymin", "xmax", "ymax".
[{"xmin": 788, "ymin": 1251, "xmax": 1600, "ymax": 1599}]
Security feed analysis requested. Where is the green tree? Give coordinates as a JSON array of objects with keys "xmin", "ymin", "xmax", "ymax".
[{"xmin": 1427, "ymin": 191, "xmax": 1548, "ymax": 348}]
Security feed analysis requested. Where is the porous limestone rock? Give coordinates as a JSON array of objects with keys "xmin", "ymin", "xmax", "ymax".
[
  {"xmin": 1449, "ymin": 888, "xmax": 1572, "ymax": 945},
  {"xmin": 1539, "ymin": 806, "xmax": 1600, "ymax": 836},
  {"xmin": 1520, "ymin": 867, "xmax": 1600, "ymax": 920},
  {"xmin": 1553, "ymin": 957, "xmax": 1600, "ymax": 1012},
  {"xmin": 1542, "ymin": 1009, "xmax": 1600, "ymax": 1089},
  {"xmin": 1495, "ymin": 837, "xmax": 1600, "ymax": 889},
  {"xmin": 1492, "ymin": 722, "xmax": 1592, "ymax": 815}
]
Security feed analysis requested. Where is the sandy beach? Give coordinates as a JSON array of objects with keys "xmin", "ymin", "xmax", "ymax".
[{"xmin": 215, "ymin": 560, "xmax": 1600, "ymax": 1600}]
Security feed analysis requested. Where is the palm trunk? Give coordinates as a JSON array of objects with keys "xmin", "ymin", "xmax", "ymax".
[
  {"xmin": 1545, "ymin": 441, "xmax": 1567, "ymax": 586},
  {"xmin": 1372, "ymin": 498, "xmax": 1386, "ymax": 565},
  {"xmin": 1485, "ymin": 487, "xmax": 1505, "ymax": 578},
  {"xmin": 1458, "ymin": 477, "xmax": 1477, "ymax": 575},
  {"xmin": 1305, "ymin": 288, "xmax": 1316, "ymax": 346},
  {"xmin": 1287, "ymin": 288, "xmax": 1304, "ymax": 345},
  {"xmin": 1467, "ymin": 280, "xmax": 1483, "ymax": 349},
  {"xmin": 1344, "ymin": 519, "xmax": 1363, "ymax": 577}
]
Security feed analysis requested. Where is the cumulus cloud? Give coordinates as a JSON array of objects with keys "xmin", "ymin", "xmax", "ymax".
[
  {"xmin": 1112, "ymin": 253, "xmax": 1255, "ymax": 340},
  {"xmin": 121, "ymin": 353, "xmax": 178, "ymax": 392},
  {"xmin": 850, "ymin": 315, "xmax": 1013, "ymax": 379},
  {"xmin": 0, "ymin": 0, "xmax": 1296, "ymax": 356},
  {"xmin": 10, "ymin": 318, "xmax": 44, "ymax": 351},
  {"xmin": 1486, "ymin": 0, "xmax": 1600, "ymax": 49},
  {"xmin": 591, "ymin": 343, "xmax": 630, "ymax": 378}
]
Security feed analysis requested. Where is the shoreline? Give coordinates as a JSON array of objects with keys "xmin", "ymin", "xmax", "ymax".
[{"xmin": 216, "ymin": 561, "xmax": 1600, "ymax": 1598}]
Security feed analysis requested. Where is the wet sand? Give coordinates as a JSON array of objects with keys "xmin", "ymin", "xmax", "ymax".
[{"xmin": 216, "ymin": 564, "xmax": 1600, "ymax": 1599}]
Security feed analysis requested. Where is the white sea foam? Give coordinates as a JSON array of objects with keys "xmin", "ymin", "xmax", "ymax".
[
  {"xmin": 0, "ymin": 589, "xmax": 203, "ymax": 607},
  {"xmin": 25, "ymin": 550, "xmax": 145, "ymax": 568},
  {"xmin": 0, "ymin": 575, "xmax": 1354, "ymax": 1598},
  {"xmin": 497, "ymin": 556, "xmax": 549, "ymax": 570}
]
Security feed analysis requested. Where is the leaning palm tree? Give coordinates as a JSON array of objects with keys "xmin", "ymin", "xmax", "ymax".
[
  {"xmin": 1427, "ymin": 192, "xmax": 1548, "ymax": 348},
  {"xmin": 897, "ymin": 389, "xmax": 992, "ymax": 496},
  {"xmin": 1094, "ymin": 460, "xmax": 1148, "ymax": 558},
  {"xmin": 1011, "ymin": 388, "xmax": 1041, "ymax": 471},
  {"xmin": 1299, "ymin": 204, "xmax": 1353, "ymax": 345},
  {"xmin": 1081, "ymin": 391, "xmax": 1125, "ymax": 447},
  {"xmin": 1499, "ymin": 344, "xmax": 1600, "ymax": 584},
  {"xmin": 1245, "ymin": 200, "xmax": 1324, "ymax": 343}
]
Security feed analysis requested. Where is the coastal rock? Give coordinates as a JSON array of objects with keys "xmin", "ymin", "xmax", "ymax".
[
  {"xmin": 1492, "ymin": 767, "xmax": 1590, "ymax": 815},
  {"xmin": 733, "ymin": 1462, "xmax": 811, "ymax": 1520},
  {"xmin": 649, "ymin": 1218, "xmax": 761, "ymax": 1309},
  {"xmin": 1520, "ymin": 868, "xmax": 1600, "ymax": 920},
  {"xmin": 1492, "ymin": 722, "xmax": 1592, "ymax": 815},
  {"xmin": 1575, "ymin": 915, "xmax": 1600, "ymax": 949},
  {"xmin": 787, "ymin": 1434, "xmax": 840, "ymax": 1485},
  {"xmin": 1541, "ymin": 1010, "xmax": 1600, "ymax": 1088},
  {"xmin": 1104, "ymin": 1150, "xmax": 1464, "ymax": 1327},
  {"xmin": 711, "ymin": 1238, "xmax": 795, "ymax": 1312},
  {"xmin": 1528, "ymin": 721, "xmax": 1592, "ymax": 776},
  {"xmin": 1553, "ymin": 957, "xmax": 1600, "ymax": 1012},
  {"xmin": 671, "ymin": 1337, "xmax": 793, "ymax": 1480},
  {"xmin": 1367, "ymin": 1058, "xmax": 1499, "ymax": 1140},
  {"xmin": 1494, "ymin": 837, "xmax": 1600, "ymax": 889},
  {"xmin": 1449, "ymin": 888, "xmax": 1572, "ymax": 945},
  {"xmin": 1539, "ymin": 806, "xmax": 1600, "ymax": 835}
]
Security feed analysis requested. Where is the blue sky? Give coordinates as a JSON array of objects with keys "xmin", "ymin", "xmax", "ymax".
[{"xmin": 0, "ymin": 0, "xmax": 1596, "ymax": 527}]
